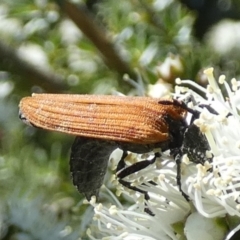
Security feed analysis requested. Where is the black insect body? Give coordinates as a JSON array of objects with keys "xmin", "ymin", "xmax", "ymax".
[
  {"xmin": 173, "ymin": 123, "xmax": 213, "ymax": 200},
  {"xmin": 178, "ymin": 124, "xmax": 212, "ymax": 165},
  {"xmin": 70, "ymin": 137, "xmax": 118, "ymax": 201}
]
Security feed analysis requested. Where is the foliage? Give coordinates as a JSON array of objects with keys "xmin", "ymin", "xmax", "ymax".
[{"xmin": 0, "ymin": 0, "xmax": 240, "ymax": 239}]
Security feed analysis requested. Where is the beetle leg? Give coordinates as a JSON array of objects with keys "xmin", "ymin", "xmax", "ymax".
[
  {"xmin": 116, "ymin": 151, "xmax": 159, "ymax": 216},
  {"xmin": 116, "ymin": 150, "xmax": 128, "ymax": 172},
  {"xmin": 174, "ymin": 151, "xmax": 190, "ymax": 201},
  {"xmin": 117, "ymin": 152, "xmax": 157, "ymax": 179}
]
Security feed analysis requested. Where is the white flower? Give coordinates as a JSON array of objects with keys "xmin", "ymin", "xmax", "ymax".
[
  {"xmin": 176, "ymin": 69, "xmax": 240, "ymax": 219},
  {"xmin": 184, "ymin": 212, "xmax": 226, "ymax": 240},
  {"xmin": 86, "ymin": 68, "xmax": 240, "ymax": 239}
]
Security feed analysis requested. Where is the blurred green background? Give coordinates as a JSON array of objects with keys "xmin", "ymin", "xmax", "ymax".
[{"xmin": 1, "ymin": 0, "xmax": 240, "ymax": 239}]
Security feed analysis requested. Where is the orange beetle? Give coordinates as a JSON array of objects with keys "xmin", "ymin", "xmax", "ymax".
[{"xmin": 19, "ymin": 94, "xmax": 188, "ymax": 200}]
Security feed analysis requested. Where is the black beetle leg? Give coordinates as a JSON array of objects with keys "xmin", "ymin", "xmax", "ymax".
[
  {"xmin": 174, "ymin": 150, "xmax": 190, "ymax": 201},
  {"xmin": 116, "ymin": 151, "xmax": 160, "ymax": 216}
]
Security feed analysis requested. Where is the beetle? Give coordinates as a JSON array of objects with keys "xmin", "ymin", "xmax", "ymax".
[{"xmin": 19, "ymin": 93, "xmax": 210, "ymax": 202}]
